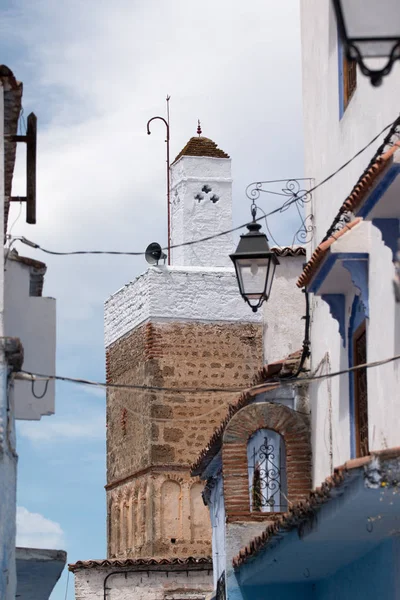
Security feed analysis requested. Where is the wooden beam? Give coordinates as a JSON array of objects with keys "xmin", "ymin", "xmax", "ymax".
[{"xmin": 26, "ymin": 113, "xmax": 37, "ymax": 224}]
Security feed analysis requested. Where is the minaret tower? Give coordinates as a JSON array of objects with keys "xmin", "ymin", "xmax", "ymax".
[
  {"xmin": 104, "ymin": 128, "xmax": 262, "ymax": 560},
  {"xmin": 170, "ymin": 121, "xmax": 233, "ymax": 267}
]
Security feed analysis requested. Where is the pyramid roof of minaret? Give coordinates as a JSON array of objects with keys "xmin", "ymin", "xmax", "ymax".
[{"xmin": 173, "ymin": 136, "xmax": 230, "ymax": 164}]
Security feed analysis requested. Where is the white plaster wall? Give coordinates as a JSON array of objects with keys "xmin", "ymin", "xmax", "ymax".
[
  {"xmin": 105, "ymin": 266, "xmax": 260, "ymax": 348},
  {"xmin": 0, "ymin": 80, "xmax": 17, "ymax": 600},
  {"xmin": 301, "ymin": 0, "xmax": 400, "ymax": 242},
  {"xmin": 74, "ymin": 567, "xmax": 213, "ymax": 600},
  {"xmin": 262, "ymin": 255, "xmax": 305, "ymax": 364},
  {"xmin": 300, "ymin": 0, "xmax": 400, "ymax": 484},
  {"xmin": 209, "ymin": 476, "xmax": 226, "ymax": 588},
  {"xmin": 367, "ymin": 227, "xmax": 400, "ymax": 451},
  {"xmin": 170, "ymin": 156, "xmax": 233, "ymax": 268},
  {"xmin": 0, "ymin": 77, "xmax": 17, "ymax": 600},
  {"xmin": 4, "ymin": 259, "xmax": 56, "ymax": 420}
]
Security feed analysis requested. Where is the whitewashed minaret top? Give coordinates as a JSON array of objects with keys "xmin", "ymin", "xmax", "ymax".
[
  {"xmin": 170, "ymin": 135, "xmax": 233, "ymax": 267},
  {"xmin": 105, "ymin": 133, "xmax": 261, "ymax": 350}
]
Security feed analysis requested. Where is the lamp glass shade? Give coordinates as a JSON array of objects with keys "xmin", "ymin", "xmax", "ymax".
[
  {"xmin": 230, "ymin": 222, "xmax": 279, "ymax": 311},
  {"xmin": 235, "ymin": 257, "xmax": 270, "ymax": 297},
  {"xmin": 337, "ymin": 0, "xmax": 400, "ymax": 57}
]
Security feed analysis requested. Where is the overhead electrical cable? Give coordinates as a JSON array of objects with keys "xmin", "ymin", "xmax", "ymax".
[
  {"xmin": 16, "ymin": 352, "xmax": 400, "ymax": 395},
  {"xmin": 10, "ymin": 115, "xmax": 397, "ymax": 259}
]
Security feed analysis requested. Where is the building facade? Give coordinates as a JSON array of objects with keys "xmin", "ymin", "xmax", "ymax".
[
  {"xmin": 300, "ymin": 0, "xmax": 400, "ymax": 484},
  {"xmin": 0, "ymin": 65, "xmax": 64, "ymax": 600},
  {"xmin": 71, "ymin": 132, "xmax": 306, "ymax": 598},
  {"xmin": 194, "ymin": 3, "xmax": 400, "ymax": 600},
  {"xmin": 192, "ymin": 352, "xmax": 311, "ymax": 598},
  {"xmin": 104, "ymin": 136, "xmax": 263, "ymax": 562}
]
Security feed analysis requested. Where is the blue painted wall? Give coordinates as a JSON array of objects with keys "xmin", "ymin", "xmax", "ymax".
[
  {"xmin": 316, "ymin": 538, "xmax": 400, "ymax": 600},
  {"xmin": 238, "ymin": 538, "xmax": 400, "ymax": 600},
  {"xmin": 242, "ymin": 582, "xmax": 312, "ymax": 600}
]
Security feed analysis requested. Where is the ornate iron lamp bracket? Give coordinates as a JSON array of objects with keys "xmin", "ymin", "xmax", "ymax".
[{"xmin": 245, "ymin": 178, "xmax": 314, "ymax": 246}]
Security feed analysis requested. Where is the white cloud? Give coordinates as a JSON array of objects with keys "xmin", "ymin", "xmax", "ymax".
[
  {"xmin": 0, "ymin": 0, "xmax": 305, "ymax": 387},
  {"xmin": 17, "ymin": 411, "xmax": 105, "ymax": 443},
  {"xmin": 16, "ymin": 506, "xmax": 65, "ymax": 549}
]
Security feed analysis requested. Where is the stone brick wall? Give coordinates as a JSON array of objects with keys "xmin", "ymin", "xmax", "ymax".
[
  {"xmin": 107, "ymin": 470, "xmax": 211, "ymax": 559},
  {"xmin": 73, "ymin": 565, "xmax": 213, "ymax": 600},
  {"xmin": 106, "ymin": 319, "xmax": 263, "ymax": 558},
  {"xmin": 222, "ymin": 402, "xmax": 311, "ymax": 522}
]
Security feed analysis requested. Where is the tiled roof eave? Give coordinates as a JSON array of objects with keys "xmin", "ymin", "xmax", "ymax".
[
  {"xmin": 297, "ymin": 217, "xmax": 362, "ymax": 289},
  {"xmin": 271, "ymin": 247, "xmax": 306, "ymax": 257},
  {"xmin": 68, "ymin": 556, "xmax": 213, "ymax": 573},
  {"xmin": 173, "ymin": 136, "xmax": 229, "ymax": 164},
  {"xmin": 297, "ymin": 139, "xmax": 400, "ymax": 289},
  {"xmin": 232, "ymin": 447, "xmax": 400, "ymax": 569}
]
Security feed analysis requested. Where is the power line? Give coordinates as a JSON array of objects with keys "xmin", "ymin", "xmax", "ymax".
[
  {"xmin": 13, "ymin": 354, "xmax": 400, "ymax": 425},
  {"xmin": 16, "ymin": 370, "xmax": 247, "ymax": 394},
  {"xmin": 16, "ymin": 352, "xmax": 400, "ymax": 398},
  {"xmin": 11, "ymin": 115, "xmax": 397, "ymax": 259}
]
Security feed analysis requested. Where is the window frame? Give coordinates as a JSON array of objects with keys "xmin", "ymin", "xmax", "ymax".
[
  {"xmin": 353, "ymin": 320, "xmax": 369, "ymax": 458},
  {"xmin": 338, "ymin": 37, "xmax": 357, "ymax": 118},
  {"xmin": 247, "ymin": 428, "xmax": 287, "ymax": 514}
]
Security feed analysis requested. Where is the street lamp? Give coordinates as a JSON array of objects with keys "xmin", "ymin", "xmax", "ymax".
[
  {"xmin": 230, "ymin": 209, "xmax": 279, "ymax": 312},
  {"xmin": 333, "ymin": 0, "xmax": 400, "ymax": 86}
]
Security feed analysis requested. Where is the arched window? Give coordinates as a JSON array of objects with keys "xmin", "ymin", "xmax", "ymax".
[{"xmin": 247, "ymin": 429, "xmax": 287, "ymax": 513}]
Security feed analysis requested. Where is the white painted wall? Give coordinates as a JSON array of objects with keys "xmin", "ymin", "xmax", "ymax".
[
  {"xmin": 300, "ymin": 0, "xmax": 400, "ymax": 484},
  {"xmin": 170, "ymin": 156, "xmax": 233, "ymax": 268},
  {"xmin": 105, "ymin": 266, "xmax": 261, "ymax": 348},
  {"xmin": 4, "ymin": 258, "xmax": 56, "ymax": 420},
  {"xmin": 263, "ymin": 255, "xmax": 305, "ymax": 364},
  {"xmin": 73, "ymin": 566, "xmax": 213, "ymax": 600},
  {"xmin": 301, "ymin": 0, "xmax": 400, "ymax": 242},
  {"xmin": 0, "ymin": 79, "xmax": 17, "ymax": 600},
  {"xmin": 209, "ymin": 476, "xmax": 226, "ymax": 588}
]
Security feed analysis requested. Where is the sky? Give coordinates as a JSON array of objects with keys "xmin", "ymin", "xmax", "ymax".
[{"xmin": 0, "ymin": 1, "xmax": 304, "ymax": 598}]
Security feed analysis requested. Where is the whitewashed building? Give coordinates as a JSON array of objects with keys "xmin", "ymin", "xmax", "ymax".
[
  {"xmin": 210, "ymin": 3, "xmax": 400, "ymax": 599},
  {"xmin": 299, "ymin": 0, "xmax": 400, "ymax": 480},
  {"xmin": 0, "ymin": 65, "xmax": 64, "ymax": 600}
]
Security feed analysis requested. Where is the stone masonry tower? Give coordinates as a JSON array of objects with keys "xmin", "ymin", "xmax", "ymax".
[{"xmin": 104, "ymin": 132, "xmax": 263, "ymax": 560}]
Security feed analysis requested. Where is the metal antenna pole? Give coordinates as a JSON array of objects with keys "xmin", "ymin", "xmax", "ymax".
[{"xmin": 146, "ymin": 96, "xmax": 171, "ymax": 265}]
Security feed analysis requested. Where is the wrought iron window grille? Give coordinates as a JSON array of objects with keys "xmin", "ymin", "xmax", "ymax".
[
  {"xmin": 249, "ymin": 434, "xmax": 287, "ymax": 512},
  {"xmin": 245, "ymin": 178, "xmax": 314, "ymax": 247}
]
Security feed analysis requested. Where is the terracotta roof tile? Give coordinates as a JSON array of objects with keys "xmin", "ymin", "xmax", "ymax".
[
  {"xmin": 233, "ymin": 446, "xmax": 400, "ymax": 569},
  {"xmin": 297, "ymin": 138, "xmax": 400, "ymax": 289},
  {"xmin": 271, "ymin": 246, "xmax": 306, "ymax": 257},
  {"xmin": 68, "ymin": 556, "xmax": 212, "ymax": 572},
  {"xmin": 190, "ymin": 351, "xmax": 302, "ymax": 477},
  {"xmin": 340, "ymin": 141, "xmax": 400, "ymax": 214},
  {"xmin": 8, "ymin": 250, "xmax": 46, "ymax": 271},
  {"xmin": 173, "ymin": 136, "xmax": 229, "ymax": 163},
  {"xmin": 296, "ymin": 217, "xmax": 362, "ymax": 288}
]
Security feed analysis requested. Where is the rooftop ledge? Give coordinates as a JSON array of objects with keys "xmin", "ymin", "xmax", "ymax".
[{"xmin": 104, "ymin": 265, "xmax": 261, "ymax": 348}]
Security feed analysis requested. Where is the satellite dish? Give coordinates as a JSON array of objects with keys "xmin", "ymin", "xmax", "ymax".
[{"xmin": 145, "ymin": 242, "xmax": 167, "ymax": 266}]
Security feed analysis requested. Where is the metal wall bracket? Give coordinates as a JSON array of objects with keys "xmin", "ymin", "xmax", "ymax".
[{"xmin": 5, "ymin": 112, "xmax": 37, "ymax": 224}]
